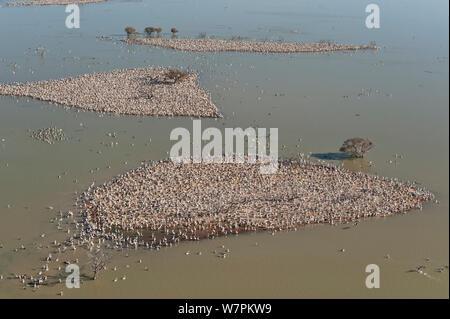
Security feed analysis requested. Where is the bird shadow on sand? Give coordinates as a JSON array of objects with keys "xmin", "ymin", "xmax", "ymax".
[{"xmin": 311, "ymin": 152, "xmax": 352, "ymax": 160}]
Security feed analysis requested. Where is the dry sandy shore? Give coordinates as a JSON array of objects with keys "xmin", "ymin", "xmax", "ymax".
[
  {"xmin": 78, "ymin": 160, "xmax": 433, "ymax": 248},
  {"xmin": 123, "ymin": 38, "xmax": 379, "ymax": 53},
  {"xmin": 0, "ymin": 67, "xmax": 221, "ymax": 117},
  {"xmin": 6, "ymin": 0, "xmax": 108, "ymax": 6}
]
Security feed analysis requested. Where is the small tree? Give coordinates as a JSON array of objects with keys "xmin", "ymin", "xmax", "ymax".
[
  {"xmin": 339, "ymin": 137, "xmax": 374, "ymax": 158},
  {"xmin": 125, "ymin": 26, "xmax": 138, "ymax": 36},
  {"xmin": 88, "ymin": 249, "xmax": 110, "ymax": 280},
  {"xmin": 171, "ymin": 28, "xmax": 179, "ymax": 34},
  {"xmin": 155, "ymin": 27, "xmax": 162, "ymax": 37},
  {"xmin": 166, "ymin": 69, "xmax": 189, "ymax": 84},
  {"xmin": 145, "ymin": 27, "xmax": 156, "ymax": 35}
]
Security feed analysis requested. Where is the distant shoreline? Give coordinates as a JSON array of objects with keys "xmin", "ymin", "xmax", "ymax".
[
  {"xmin": 6, "ymin": 0, "xmax": 108, "ymax": 6},
  {"xmin": 123, "ymin": 37, "xmax": 380, "ymax": 53}
]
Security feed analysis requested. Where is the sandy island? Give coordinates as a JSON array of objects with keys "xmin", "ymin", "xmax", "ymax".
[
  {"xmin": 123, "ymin": 37, "xmax": 379, "ymax": 53},
  {"xmin": 78, "ymin": 159, "xmax": 433, "ymax": 249},
  {"xmin": 0, "ymin": 67, "xmax": 221, "ymax": 117},
  {"xmin": 7, "ymin": 0, "xmax": 108, "ymax": 6}
]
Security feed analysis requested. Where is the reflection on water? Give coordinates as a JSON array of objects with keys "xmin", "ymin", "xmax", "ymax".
[{"xmin": 0, "ymin": 0, "xmax": 448, "ymax": 298}]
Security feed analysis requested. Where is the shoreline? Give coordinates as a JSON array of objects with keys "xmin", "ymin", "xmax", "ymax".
[
  {"xmin": 123, "ymin": 37, "xmax": 379, "ymax": 53},
  {"xmin": 78, "ymin": 159, "xmax": 434, "ymax": 249},
  {"xmin": 6, "ymin": 0, "xmax": 108, "ymax": 6},
  {"xmin": 0, "ymin": 67, "xmax": 221, "ymax": 118}
]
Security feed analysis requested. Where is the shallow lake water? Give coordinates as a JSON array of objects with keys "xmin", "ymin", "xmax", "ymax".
[{"xmin": 0, "ymin": 0, "xmax": 448, "ymax": 298}]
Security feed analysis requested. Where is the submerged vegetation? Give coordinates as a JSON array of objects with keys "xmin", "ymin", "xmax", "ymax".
[{"xmin": 88, "ymin": 249, "xmax": 110, "ymax": 280}]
